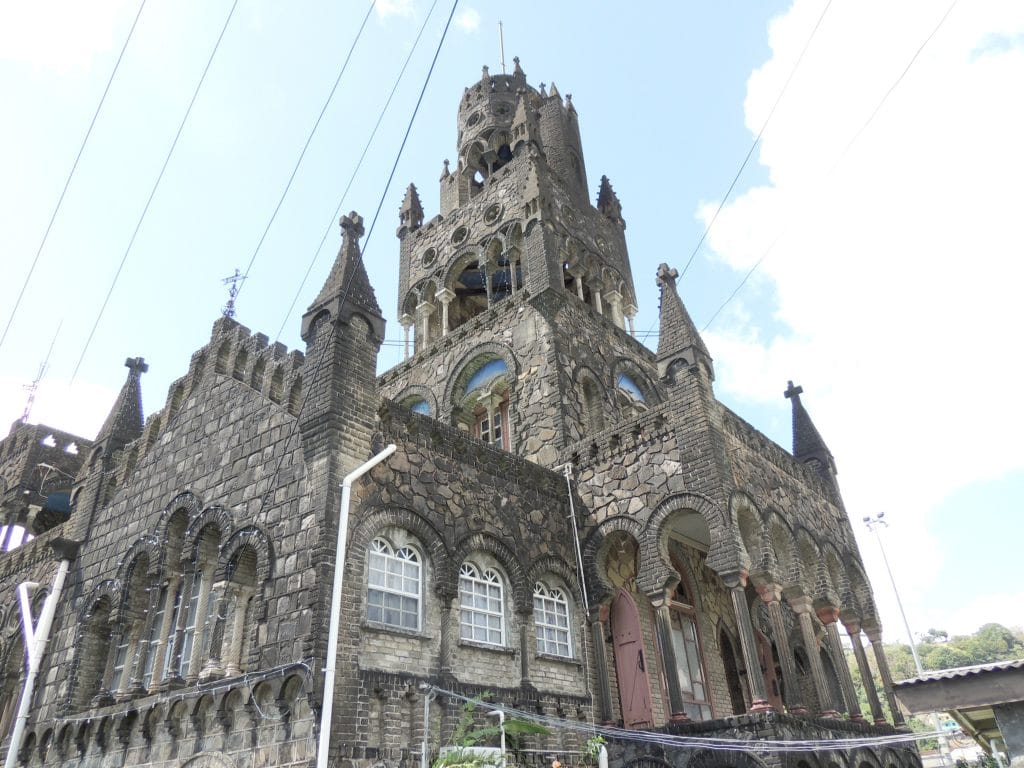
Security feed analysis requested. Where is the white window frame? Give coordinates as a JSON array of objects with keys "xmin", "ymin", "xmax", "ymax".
[
  {"xmin": 533, "ymin": 581, "xmax": 572, "ymax": 658},
  {"xmin": 459, "ymin": 563, "xmax": 505, "ymax": 646},
  {"xmin": 367, "ymin": 537, "xmax": 422, "ymax": 631}
]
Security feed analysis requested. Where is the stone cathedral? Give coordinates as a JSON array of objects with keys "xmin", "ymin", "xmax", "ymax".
[{"xmin": 0, "ymin": 62, "xmax": 919, "ymax": 768}]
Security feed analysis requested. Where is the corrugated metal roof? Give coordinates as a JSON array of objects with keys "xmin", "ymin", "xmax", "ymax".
[{"xmin": 894, "ymin": 659, "xmax": 1024, "ymax": 687}]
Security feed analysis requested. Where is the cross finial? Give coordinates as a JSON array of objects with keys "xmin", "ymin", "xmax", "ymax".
[
  {"xmin": 125, "ymin": 357, "xmax": 149, "ymax": 377},
  {"xmin": 784, "ymin": 380, "xmax": 803, "ymax": 400},
  {"xmin": 656, "ymin": 263, "xmax": 679, "ymax": 287},
  {"xmin": 339, "ymin": 211, "xmax": 365, "ymax": 239}
]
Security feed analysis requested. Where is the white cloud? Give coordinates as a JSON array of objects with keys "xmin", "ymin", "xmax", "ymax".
[
  {"xmin": 375, "ymin": 0, "xmax": 417, "ymax": 21},
  {"xmin": 0, "ymin": 376, "xmax": 118, "ymax": 442},
  {"xmin": 455, "ymin": 8, "xmax": 481, "ymax": 34},
  {"xmin": 704, "ymin": 0, "xmax": 1024, "ymax": 634},
  {"xmin": 0, "ymin": 0, "xmax": 135, "ymax": 74}
]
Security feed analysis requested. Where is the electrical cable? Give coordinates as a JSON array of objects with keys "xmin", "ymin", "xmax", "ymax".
[
  {"xmin": 250, "ymin": 0, "xmax": 460, "ymax": 522},
  {"xmin": 0, "ymin": 0, "xmax": 148, "ymax": 356},
  {"xmin": 235, "ymin": 0, "xmax": 377, "ymax": 296},
  {"xmin": 701, "ymin": 0, "xmax": 960, "ymax": 332},
  {"xmin": 70, "ymin": 0, "xmax": 239, "ymax": 382},
  {"xmin": 272, "ymin": 0, "xmax": 441, "ymax": 344},
  {"xmin": 426, "ymin": 685, "xmax": 940, "ymax": 753},
  {"xmin": 637, "ymin": 0, "xmax": 833, "ymax": 345}
]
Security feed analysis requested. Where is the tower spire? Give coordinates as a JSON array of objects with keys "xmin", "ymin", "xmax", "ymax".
[
  {"xmin": 303, "ymin": 212, "xmax": 383, "ymax": 342},
  {"xmin": 656, "ymin": 264, "xmax": 712, "ymax": 381},
  {"xmin": 784, "ymin": 381, "xmax": 836, "ymax": 477},
  {"xmin": 96, "ymin": 357, "xmax": 147, "ymax": 447},
  {"xmin": 597, "ymin": 175, "xmax": 625, "ymax": 228}
]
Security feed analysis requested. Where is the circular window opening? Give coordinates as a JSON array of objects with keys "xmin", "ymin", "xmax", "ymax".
[
  {"xmin": 467, "ymin": 112, "xmax": 482, "ymax": 127},
  {"xmin": 421, "ymin": 248, "xmax": 437, "ymax": 267},
  {"xmin": 484, "ymin": 204, "xmax": 502, "ymax": 225},
  {"xmin": 452, "ymin": 226, "xmax": 469, "ymax": 246}
]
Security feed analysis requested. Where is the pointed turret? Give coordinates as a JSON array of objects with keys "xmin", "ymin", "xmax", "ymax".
[
  {"xmin": 597, "ymin": 175, "xmax": 625, "ymax": 228},
  {"xmin": 656, "ymin": 264, "xmax": 713, "ymax": 382},
  {"xmin": 784, "ymin": 381, "xmax": 837, "ymax": 477},
  {"xmin": 96, "ymin": 357, "xmax": 147, "ymax": 448},
  {"xmin": 397, "ymin": 183, "xmax": 424, "ymax": 237},
  {"xmin": 303, "ymin": 211, "xmax": 384, "ymax": 342},
  {"xmin": 548, "ymin": 82, "xmax": 560, "ymax": 100}
]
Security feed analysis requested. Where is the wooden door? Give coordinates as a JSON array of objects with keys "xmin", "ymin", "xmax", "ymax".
[{"xmin": 610, "ymin": 589, "xmax": 654, "ymax": 727}]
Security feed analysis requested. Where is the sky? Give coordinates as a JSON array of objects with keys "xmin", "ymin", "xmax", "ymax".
[{"xmin": 1, "ymin": 0, "xmax": 1021, "ymax": 649}]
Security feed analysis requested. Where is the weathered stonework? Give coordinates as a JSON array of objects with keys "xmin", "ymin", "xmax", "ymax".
[{"xmin": 0, "ymin": 61, "xmax": 911, "ymax": 768}]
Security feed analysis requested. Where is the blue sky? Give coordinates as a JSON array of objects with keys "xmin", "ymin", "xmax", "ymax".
[{"xmin": 1, "ymin": 0, "xmax": 1021, "ymax": 646}]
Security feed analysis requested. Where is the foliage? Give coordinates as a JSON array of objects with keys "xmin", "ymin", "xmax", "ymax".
[
  {"xmin": 845, "ymin": 622, "xmax": 1023, "ymax": 749},
  {"xmin": 432, "ymin": 694, "xmax": 552, "ymax": 768},
  {"xmin": 582, "ymin": 735, "xmax": 607, "ymax": 766}
]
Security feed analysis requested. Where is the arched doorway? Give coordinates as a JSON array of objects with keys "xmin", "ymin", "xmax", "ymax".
[{"xmin": 610, "ymin": 588, "xmax": 654, "ymax": 728}]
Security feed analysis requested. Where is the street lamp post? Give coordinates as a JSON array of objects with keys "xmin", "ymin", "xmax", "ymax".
[{"xmin": 863, "ymin": 512, "xmax": 949, "ymax": 766}]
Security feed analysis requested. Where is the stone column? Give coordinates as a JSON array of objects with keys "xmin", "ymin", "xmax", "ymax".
[
  {"xmin": 863, "ymin": 622, "xmax": 905, "ymax": 726},
  {"xmin": 788, "ymin": 595, "xmax": 839, "ymax": 716},
  {"xmin": 817, "ymin": 604, "xmax": 864, "ymax": 721},
  {"xmin": 199, "ymin": 581, "xmax": 228, "ymax": 681},
  {"xmin": 723, "ymin": 573, "xmax": 771, "ymax": 712},
  {"xmin": 415, "ymin": 301, "xmax": 435, "ymax": 351},
  {"xmin": 436, "ymin": 288, "xmax": 456, "ymax": 337},
  {"xmin": 843, "ymin": 616, "xmax": 885, "ymax": 725},
  {"xmin": 574, "ymin": 275, "xmax": 585, "ymax": 302},
  {"xmin": 127, "ymin": 577, "xmax": 164, "ymax": 695},
  {"xmin": 399, "ymin": 314, "xmax": 414, "ymax": 360},
  {"xmin": 756, "ymin": 584, "xmax": 807, "ymax": 714},
  {"xmin": 590, "ymin": 607, "xmax": 614, "ymax": 725},
  {"xmin": 624, "ymin": 304, "xmax": 637, "ymax": 336},
  {"xmin": 605, "ymin": 290, "xmax": 624, "ymax": 328},
  {"xmin": 508, "ymin": 255, "xmax": 519, "ymax": 293},
  {"xmin": 592, "ymin": 286, "xmax": 604, "ymax": 315},
  {"xmin": 650, "ymin": 595, "xmax": 688, "ymax": 721},
  {"xmin": 224, "ymin": 586, "xmax": 254, "ymax": 677},
  {"xmin": 438, "ymin": 596, "xmax": 456, "ymax": 676},
  {"xmin": 519, "ymin": 614, "xmax": 532, "ymax": 688}
]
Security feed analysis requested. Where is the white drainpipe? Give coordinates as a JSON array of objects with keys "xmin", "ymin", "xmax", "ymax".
[
  {"xmin": 318, "ymin": 444, "xmax": 397, "ymax": 768},
  {"xmin": 5, "ymin": 557, "xmax": 71, "ymax": 768}
]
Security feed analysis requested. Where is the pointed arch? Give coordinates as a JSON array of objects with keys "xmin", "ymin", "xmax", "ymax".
[
  {"xmin": 216, "ymin": 526, "xmax": 274, "ymax": 584},
  {"xmin": 582, "ymin": 516, "xmax": 644, "ymax": 607}
]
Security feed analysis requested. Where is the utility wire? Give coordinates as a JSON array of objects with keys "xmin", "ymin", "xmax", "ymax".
[
  {"xmin": 273, "ymin": 0, "xmax": 441, "ymax": 344},
  {"xmin": 0, "ymin": 0, "xmax": 148, "ymax": 356},
  {"xmin": 678, "ymin": 0, "xmax": 833, "ymax": 282},
  {"xmin": 253, "ymin": 0, "xmax": 460, "ymax": 518},
  {"xmin": 639, "ymin": 0, "xmax": 833, "ymax": 344},
  {"xmin": 235, "ymin": 0, "xmax": 377, "ymax": 298},
  {"xmin": 702, "ymin": 0, "xmax": 960, "ymax": 332},
  {"xmin": 70, "ymin": 0, "xmax": 239, "ymax": 382}
]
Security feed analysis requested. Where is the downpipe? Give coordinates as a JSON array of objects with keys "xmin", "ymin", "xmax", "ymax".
[{"xmin": 318, "ymin": 444, "xmax": 397, "ymax": 768}]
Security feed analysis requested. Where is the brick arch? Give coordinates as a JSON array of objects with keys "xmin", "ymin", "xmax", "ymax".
[
  {"xmin": 793, "ymin": 524, "xmax": 822, "ymax": 594},
  {"xmin": 391, "ymin": 385, "xmax": 439, "ymax": 418},
  {"xmin": 526, "ymin": 554, "xmax": 582, "ymax": 604},
  {"xmin": 444, "ymin": 342, "xmax": 520, "ymax": 410},
  {"xmin": 158, "ymin": 491, "xmax": 204, "ymax": 535},
  {"xmin": 822, "ymin": 541, "xmax": 849, "ymax": 608},
  {"xmin": 581, "ymin": 515, "xmax": 643, "ymax": 607},
  {"xmin": 216, "ymin": 526, "xmax": 274, "ymax": 584},
  {"xmin": 730, "ymin": 490, "xmax": 766, "ymax": 575},
  {"xmin": 850, "ymin": 749, "xmax": 885, "ymax": 768},
  {"xmin": 116, "ymin": 536, "xmax": 162, "ymax": 584},
  {"xmin": 610, "ymin": 357, "xmax": 660, "ymax": 406},
  {"xmin": 348, "ymin": 505, "xmax": 449, "ymax": 598},
  {"xmin": 766, "ymin": 509, "xmax": 799, "ymax": 587},
  {"xmin": 183, "ymin": 506, "xmax": 234, "ymax": 558},
  {"xmin": 641, "ymin": 492, "xmax": 738, "ymax": 593},
  {"xmin": 687, "ymin": 748, "xmax": 773, "ymax": 768},
  {"xmin": 453, "ymin": 531, "xmax": 529, "ymax": 611},
  {"xmin": 845, "ymin": 557, "xmax": 877, "ymax": 623}
]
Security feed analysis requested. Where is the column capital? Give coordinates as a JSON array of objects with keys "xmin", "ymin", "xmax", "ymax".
[
  {"xmin": 787, "ymin": 595, "xmax": 814, "ymax": 614},
  {"xmin": 756, "ymin": 582, "xmax": 783, "ymax": 604},
  {"xmin": 436, "ymin": 287, "xmax": 456, "ymax": 304},
  {"xmin": 815, "ymin": 604, "xmax": 841, "ymax": 625},
  {"xmin": 841, "ymin": 613, "xmax": 863, "ymax": 635},
  {"xmin": 719, "ymin": 570, "xmax": 748, "ymax": 590},
  {"xmin": 399, "ymin": 313, "xmax": 414, "ymax": 328},
  {"xmin": 415, "ymin": 300, "xmax": 435, "ymax": 316}
]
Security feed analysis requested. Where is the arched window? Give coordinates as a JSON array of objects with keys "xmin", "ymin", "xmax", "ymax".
[
  {"xmin": 367, "ymin": 538, "xmax": 421, "ymax": 631},
  {"xmin": 0, "ymin": 635, "xmax": 25, "ymax": 740},
  {"xmin": 533, "ymin": 581, "xmax": 571, "ymax": 658},
  {"xmin": 456, "ymin": 357, "xmax": 512, "ymax": 451},
  {"xmin": 581, "ymin": 377, "xmax": 605, "ymax": 435},
  {"xmin": 667, "ymin": 576, "xmax": 712, "ymax": 719},
  {"xmin": 222, "ymin": 546, "xmax": 258, "ymax": 676},
  {"xmin": 178, "ymin": 525, "xmax": 220, "ymax": 681},
  {"xmin": 615, "ymin": 373, "xmax": 647, "ymax": 404},
  {"xmin": 459, "ymin": 562, "xmax": 505, "ymax": 646}
]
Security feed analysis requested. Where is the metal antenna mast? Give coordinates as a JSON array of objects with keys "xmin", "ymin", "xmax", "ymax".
[
  {"xmin": 21, "ymin": 321, "xmax": 62, "ymax": 424},
  {"xmin": 222, "ymin": 268, "xmax": 246, "ymax": 319},
  {"xmin": 498, "ymin": 21, "xmax": 506, "ymax": 74}
]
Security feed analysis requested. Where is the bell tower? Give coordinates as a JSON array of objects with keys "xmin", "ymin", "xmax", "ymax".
[{"xmin": 382, "ymin": 60, "xmax": 707, "ymax": 464}]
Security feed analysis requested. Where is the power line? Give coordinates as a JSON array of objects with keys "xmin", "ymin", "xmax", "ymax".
[
  {"xmin": 233, "ymin": 0, "xmax": 377, "ymax": 304},
  {"xmin": 273, "ymin": 0, "xmax": 441, "ymax": 344},
  {"xmin": 0, "ymin": 0, "xmax": 148, "ymax": 357},
  {"xmin": 702, "ymin": 0, "xmax": 960, "ymax": 332},
  {"xmin": 252, "ymin": 0, "xmax": 461, "ymax": 519},
  {"xmin": 70, "ymin": 0, "xmax": 239, "ymax": 382},
  {"xmin": 678, "ymin": 0, "xmax": 834, "ymax": 283}
]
